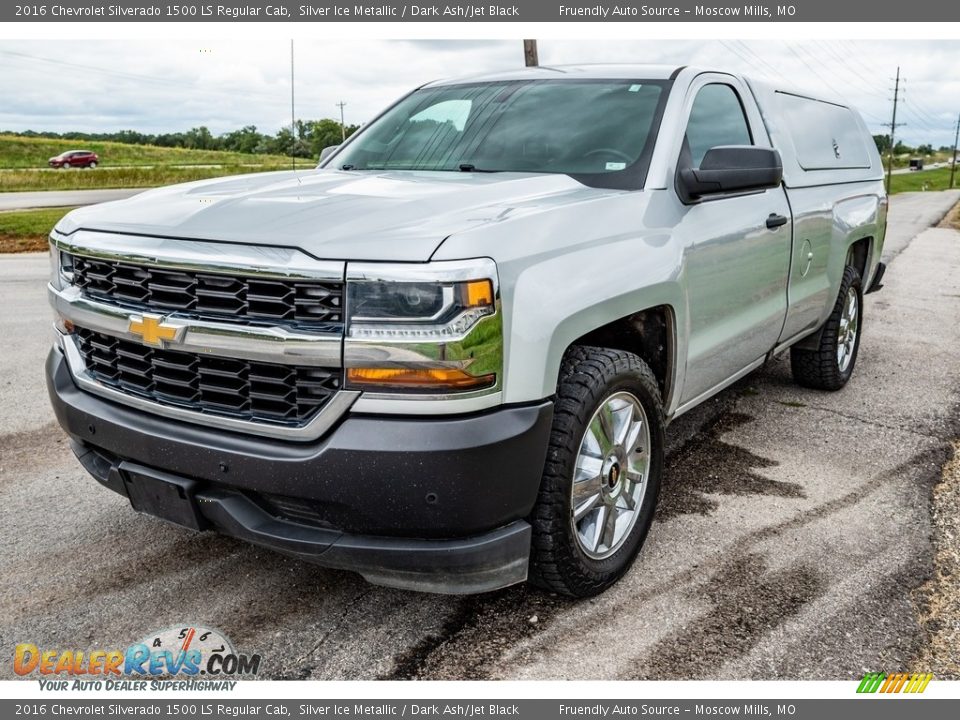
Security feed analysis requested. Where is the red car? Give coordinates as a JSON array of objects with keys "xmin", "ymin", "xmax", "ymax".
[{"xmin": 48, "ymin": 150, "xmax": 99, "ymax": 169}]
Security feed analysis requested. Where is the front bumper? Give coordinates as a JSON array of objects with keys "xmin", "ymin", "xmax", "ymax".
[{"xmin": 47, "ymin": 348, "xmax": 553, "ymax": 593}]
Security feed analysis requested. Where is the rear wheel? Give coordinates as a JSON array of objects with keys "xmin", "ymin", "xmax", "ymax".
[
  {"xmin": 790, "ymin": 265, "xmax": 863, "ymax": 390},
  {"xmin": 529, "ymin": 346, "xmax": 664, "ymax": 597}
]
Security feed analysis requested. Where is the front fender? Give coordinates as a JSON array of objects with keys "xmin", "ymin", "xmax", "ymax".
[
  {"xmin": 503, "ymin": 238, "xmax": 686, "ymax": 407},
  {"xmin": 432, "ymin": 189, "xmax": 689, "ymax": 412}
]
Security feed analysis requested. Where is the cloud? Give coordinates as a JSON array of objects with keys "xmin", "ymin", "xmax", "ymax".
[{"xmin": 0, "ymin": 39, "xmax": 956, "ymax": 146}]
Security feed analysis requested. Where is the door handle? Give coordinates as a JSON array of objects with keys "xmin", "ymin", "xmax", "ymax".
[{"xmin": 766, "ymin": 213, "xmax": 788, "ymax": 230}]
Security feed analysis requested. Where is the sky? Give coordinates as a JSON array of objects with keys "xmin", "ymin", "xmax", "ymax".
[{"xmin": 0, "ymin": 39, "xmax": 957, "ymax": 148}]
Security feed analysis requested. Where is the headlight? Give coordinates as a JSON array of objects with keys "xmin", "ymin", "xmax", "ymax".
[
  {"xmin": 48, "ymin": 243, "xmax": 74, "ymax": 290},
  {"xmin": 344, "ymin": 259, "xmax": 502, "ymax": 395},
  {"xmin": 49, "ymin": 242, "xmax": 75, "ymax": 339}
]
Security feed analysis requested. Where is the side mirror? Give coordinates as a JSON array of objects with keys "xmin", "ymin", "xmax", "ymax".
[
  {"xmin": 319, "ymin": 145, "xmax": 340, "ymax": 164},
  {"xmin": 679, "ymin": 146, "xmax": 783, "ymax": 201}
]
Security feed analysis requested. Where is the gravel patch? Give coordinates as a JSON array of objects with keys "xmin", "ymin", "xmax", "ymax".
[{"xmin": 912, "ymin": 442, "xmax": 960, "ymax": 679}]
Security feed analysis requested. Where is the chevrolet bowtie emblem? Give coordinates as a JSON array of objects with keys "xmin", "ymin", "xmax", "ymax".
[{"xmin": 129, "ymin": 314, "xmax": 179, "ymax": 347}]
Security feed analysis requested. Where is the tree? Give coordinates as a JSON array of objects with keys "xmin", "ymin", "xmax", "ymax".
[
  {"xmin": 4, "ymin": 118, "xmax": 360, "ymax": 158},
  {"xmin": 916, "ymin": 143, "xmax": 933, "ymax": 155},
  {"xmin": 269, "ymin": 127, "xmax": 296, "ymax": 156},
  {"xmin": 873, "ymin": 134, "xmax": 891, "ymax": 153},
  {"xmin": 893, "ymin": 140, "xmax": 913, "ymax": 156},
  {"xmin": 306, "ymin": 119, "xmax": 346, "ymax": 158},
  {"xmin": 183, "ymin": 126, "xmax": 216, "ymax": 150},
  {"xmin": 221, "ymin": 125, "xmax": 262, "ymax": 154}
]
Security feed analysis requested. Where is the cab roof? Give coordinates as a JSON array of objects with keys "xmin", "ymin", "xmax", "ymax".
[{"xmin": 425, "ymin": 64, "xmax": 686, "ymax": 86}]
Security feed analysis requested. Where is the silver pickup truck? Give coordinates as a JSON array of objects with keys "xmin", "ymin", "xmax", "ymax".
[{"xmin": 46, "ymin": 64, "xmax": 887, "ymax": 597}]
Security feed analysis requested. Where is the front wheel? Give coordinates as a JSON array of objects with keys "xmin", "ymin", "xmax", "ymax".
[
  {"xmin": 790, "ymin": 265, "xmax": 863, "ymax": 391},
  {"xmin": 529, "ymin": 346, "xmax": 664, "ymax": 597},
  {"xmin": 88, "ymin": 162, "xmax": 97, "ymax": 169}
]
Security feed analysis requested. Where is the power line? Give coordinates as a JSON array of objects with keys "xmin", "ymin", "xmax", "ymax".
[
  {"xmin": 885, "ymin": 67, "xmax": 905, "ymax": 193},
  {"xmin": 951, "ymin": 113, "xmax": 959, "ymax": 189},
  {"xmin": 791, "ymin": 43, "xmax": 893, "ymax": 127},
  {"xmin": 290, "ymin": 39, "xmax": 296, "ymax": 173},
  {"xmin": 896, "ymin": 78, "xmax": 946, "ymax": 126},
  {"xmin": 731, "ymin": 41, "xmax": 797, "ymax": 89},
  {"xmin": 813, "ymin": 41, "xmax": 887, "ymax": 95},
  {"xmin": 784, "ymin": 43, "xmax": 849, "ymax": 102},
  {"xmin": 718, "ymin": 41, "xmax": 887, "ymax": 129},
  {"xmin": 833, "ymin": 41, "xmax": 950, "ymax": 133},
  {"xmin": 894, "ymin": 83, "xmax": 951, "ymax": 145},
  {"xmin": 336, "ymin": 101, "xmax": 347, "ymax": 142},
  {"xmin": 716, "ymin": 40, "xmax": 772, "ymax": 81}
]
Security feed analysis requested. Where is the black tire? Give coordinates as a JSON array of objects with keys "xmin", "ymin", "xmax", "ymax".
[
  {"xmin": 528, "ymin": 346, "xmax": 664, "ymax": 597},
  {"xmin": 790, "ymin": 265, "xmax": 863, "ymax": 391}
]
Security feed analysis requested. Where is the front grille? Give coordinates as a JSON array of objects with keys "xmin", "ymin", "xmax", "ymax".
[
  {"xmin": 76, "ymin": 328, "xmax": 341, "ymax": 426},
  {"xmin": 68, "ymin": 253, "xmax": 343, "ymax": 329}
]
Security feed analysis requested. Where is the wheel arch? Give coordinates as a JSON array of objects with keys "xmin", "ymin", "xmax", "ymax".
[
  {"xmin": 566, "ymin": 305, "xmax": 678, "ymax": 412},
  {"xmin": 846, "ymin": 235, "xmax": 872, "ymax": 282},
  {"xmin": 794, "ymin": 238, "xmax": 870, "ymax": 352},
  {"xmin": 503, "ymin": 274, "xmax": 686, "ymax": 410}
]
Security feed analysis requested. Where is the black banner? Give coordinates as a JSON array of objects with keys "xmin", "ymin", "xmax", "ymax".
[{"xmin": 3, "ymin": 1, "xmax": 957, "ymax": 23}]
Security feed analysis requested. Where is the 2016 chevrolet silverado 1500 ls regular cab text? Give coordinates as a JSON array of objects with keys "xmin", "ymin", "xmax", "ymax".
[{"xmin": 46, "ymin": 65, "xmax": 887, "ymax": 597}]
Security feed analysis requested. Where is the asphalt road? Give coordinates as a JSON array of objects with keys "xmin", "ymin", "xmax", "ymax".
[
  {"xmin": 1, "ymin": 191, "xmax": 958, "ymax": 680},
  {"xmin": 891, "ymin": 162, "xmax": 951, "ymax": 175},
  {"xmin": 0, "ymin": 188, "xmax": 143, "ymax": 211}
]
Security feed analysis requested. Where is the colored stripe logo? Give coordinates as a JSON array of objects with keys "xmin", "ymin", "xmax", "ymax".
[{"xmin": 857, "ymin": 672, "xmax": 933, "ymax": 694}]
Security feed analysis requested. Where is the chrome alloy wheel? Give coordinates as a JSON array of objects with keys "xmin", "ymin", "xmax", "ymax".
[
  {"xmin": 570, "ymin": 391, "xmax": 651, "ymax": 560},
  {"xmin": 837, "ymin": 286, "xmax": 859, "ymax": 373}
]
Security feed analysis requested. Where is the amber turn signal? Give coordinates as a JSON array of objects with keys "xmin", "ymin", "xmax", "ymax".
[
  {"xmin": 464, "ymin": 279, "xmax": 494, "ymax": 307},
  {"xmin": 347, "ymin": 367, "xmax": 495, "ymax": 391}
]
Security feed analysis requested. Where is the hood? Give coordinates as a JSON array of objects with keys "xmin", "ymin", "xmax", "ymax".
[{"xmin": 57, "ymin": 169, "xmax": 619, "ymax": 262}]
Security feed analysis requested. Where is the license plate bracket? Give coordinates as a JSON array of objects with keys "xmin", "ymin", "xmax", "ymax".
[{"xmin": 120, "ymin": 463, "xmax": 207, "ymax": 531}]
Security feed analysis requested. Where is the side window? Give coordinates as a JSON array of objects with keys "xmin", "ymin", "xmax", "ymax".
[{"xmin": 684, "ymin": 84, "xmax": 752, "ymax": 167}]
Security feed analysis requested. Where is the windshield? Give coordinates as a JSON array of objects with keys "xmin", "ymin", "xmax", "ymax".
[{"xmin": 330, "ymin": 79, "xmax": 670, "ymax": 190}]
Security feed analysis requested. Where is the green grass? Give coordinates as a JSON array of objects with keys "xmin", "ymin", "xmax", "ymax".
[
  {"xmin": 0, "ymin": 206, "xmax": 74, "ymax": 253},
  {"xmin": 0, "ymin": 165, "xmax": 312, "ymax": 192},
  {"xmin": 889, "ymin": 167, "xmax": 959, "ymax": 194},
  {"xmin": 0, "ymin": 134, "xmax": 301, "ymax": 169},
  {"xmin": 0, "ymin": 134, "xmax": 314, "ymax": 191}
]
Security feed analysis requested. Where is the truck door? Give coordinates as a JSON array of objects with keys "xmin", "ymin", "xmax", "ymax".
[{"xmin": 675, "ymin": 78, "xmax": 792, "ymax": 405}]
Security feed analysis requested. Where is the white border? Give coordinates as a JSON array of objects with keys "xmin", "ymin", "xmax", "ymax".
[
  {"xmin": 5, "ymin": 21, "xmax": 960, "ymax": 40},
  {"xmin": 2, "ymin": 13, "xmax": 958, "ymax": 705},
  {"xmin": 2, "ymin": 679, "xmax": 959, "ymax": 699}
]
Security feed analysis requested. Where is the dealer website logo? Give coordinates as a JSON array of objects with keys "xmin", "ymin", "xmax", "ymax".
[
  {"xmin": 14, "ymin": 625, "xmax": 261, "ymax": 685},
  {"xmin": 856, "ymin": 672, "xmax": 933, "ymax": 694}
]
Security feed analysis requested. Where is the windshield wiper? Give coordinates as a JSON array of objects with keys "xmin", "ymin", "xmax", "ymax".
[{"xmin": 458, "ymin": 163, "xmax": 500, "ymax": 173}]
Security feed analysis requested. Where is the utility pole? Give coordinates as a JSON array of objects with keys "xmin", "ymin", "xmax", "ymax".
[
  {"xmin": 290, "ymin": 39, "xmax": 296, "ymax": 172},
  {"xmin": 885, "ymin": 67, "xmax": 904, "ymax": 194},
  {"xmin": 951, "ymin": 112, "xmax": 959, "ymax": 190},
  {"xmin": 523, "ymin": 39, "xmax": 539, "ymax": 67},
  {"xmin": 336, "ymin": 101, "xmax": 347, "ymax": 142}
]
